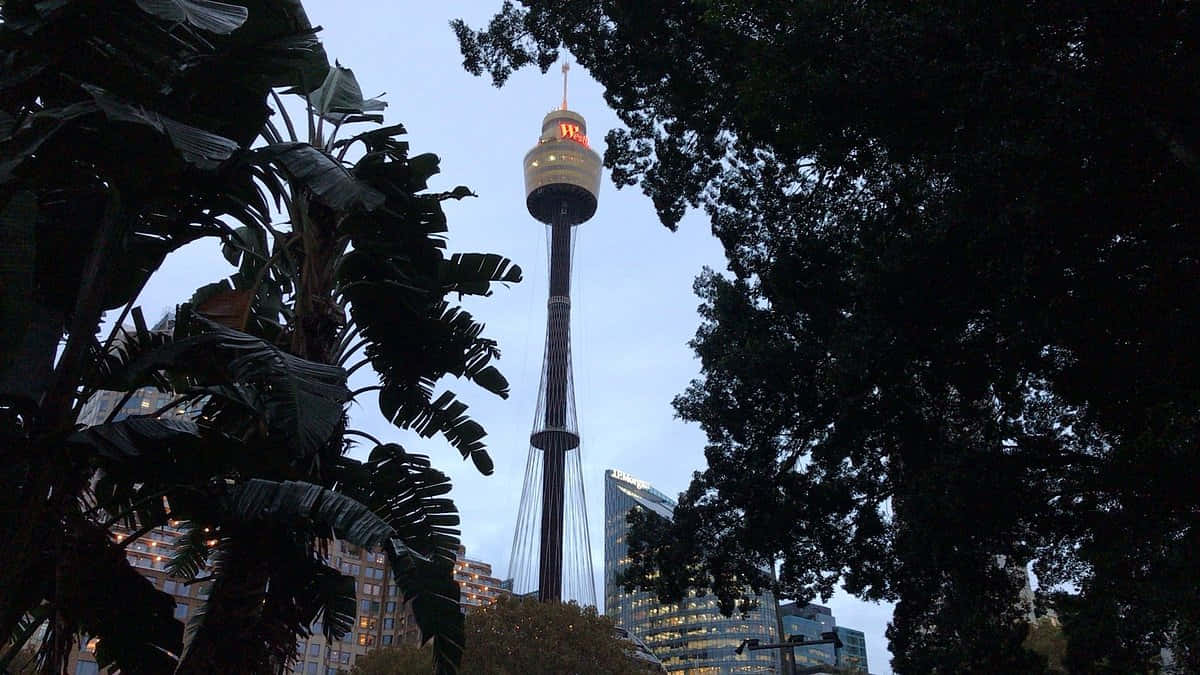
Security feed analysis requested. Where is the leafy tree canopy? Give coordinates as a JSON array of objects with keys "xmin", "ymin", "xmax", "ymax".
[
  {"xmin": 456, "ymin": 2, "xmax": 1200, "ymax": 672},
  {"xmin": 352, "ymin": 597, "xmax": 658, "ymax": 675},
  {"xmin": 461, "ymin": 596, "xmax": 655, "ymax": 675},
  {"xmin": 351, "ymin": 644, "xmax": 433, "ymax": 674}
]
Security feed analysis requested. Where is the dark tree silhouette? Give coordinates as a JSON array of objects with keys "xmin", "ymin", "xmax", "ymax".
[{"xmin": 457, "ymin": 2, "xmax": 1200, "ymax": 671}]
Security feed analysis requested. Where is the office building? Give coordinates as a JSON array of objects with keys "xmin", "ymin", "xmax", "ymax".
[
  {"xmin": 604, "ymin": 469, "xmax": 780, "ymax": 673},
  {"xmin": 778, "ymin": 603, "xmax": 869, "ymax": 673}
]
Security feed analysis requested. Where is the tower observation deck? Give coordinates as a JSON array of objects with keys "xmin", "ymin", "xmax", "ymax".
[{"xmin": 508, "ymin": 64, "xmax": 601, "ymax": 605}]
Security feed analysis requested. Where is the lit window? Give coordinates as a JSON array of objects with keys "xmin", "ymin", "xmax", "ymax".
[{"xmin": 141, "ymin": 400, "xmax": 152, "ymax": 409}]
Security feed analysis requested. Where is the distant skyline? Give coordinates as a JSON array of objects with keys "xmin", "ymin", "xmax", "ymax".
[{"xmin": 124, "ymin": 2, "xmax": 894, "ymax": 671}]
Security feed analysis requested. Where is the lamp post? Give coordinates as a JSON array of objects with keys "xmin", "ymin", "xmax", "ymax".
[{"xmin": 735, "ymin": 632, "xmax": 844, "ymax": 675}]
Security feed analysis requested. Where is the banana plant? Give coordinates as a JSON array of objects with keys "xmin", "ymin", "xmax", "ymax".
[
  {"xmin": 0, "ymin": 0, "xmax": 333, "ymax": 671},
  {"xmin": 162, "ymin": 65, "xmax": 522, "ymax": 672}
]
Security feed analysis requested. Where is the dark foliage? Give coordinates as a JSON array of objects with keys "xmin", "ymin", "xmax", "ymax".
[
  {"xmin": 457, "ymin": 2, "xmax": 1200, "ymax": 672},
  {"xmin": 0, "ymin": 3, "xmax": 516, "ymax": 674}
]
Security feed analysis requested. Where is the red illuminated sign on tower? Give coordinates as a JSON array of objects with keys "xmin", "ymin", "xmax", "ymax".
[{"xmin": 558, "ymin": 122, "xmax": 589, "ymax": 148}]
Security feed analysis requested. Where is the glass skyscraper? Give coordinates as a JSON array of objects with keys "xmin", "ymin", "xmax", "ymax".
[
  {"xmin": 604, "ymin": 469, "xmax": 780, "ymax": 674},
  {"xmin": 778, "ymin": 603, "xmax": 869, "ymax": 673}
]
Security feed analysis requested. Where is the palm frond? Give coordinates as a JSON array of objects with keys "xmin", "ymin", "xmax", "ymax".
[
  {"xmin": 167, "ymin": 524, "xmax": 214, "ymax": 581},
  {"xmin": 379, "ymin": 388, "xmax": 494, "ymax": 475},
  {"xmin": 83, "ymin": 85, "xmax": 240, "ymax": 170},
  {"xmin": 115, "ymin": 314, "xmax": 349, "ymax": 461},
  {"xmin": 440, "ymin": 252, "xmax": 523, "ymax": 297},
  {"xmin": 134, "ymin": 0, "xmax": 248, "ymax": 35},
  {"xmin": 212, "ymin": 479, "xmax": 465, "ymax": 670},
  {"xmin": 298, "ymin": 64, "xmax": 387, "ymax": 123},
  {"xmin": 335, "ymin": 444, "xmax": 460, "ymax": 563},
  {"xmin": 252, "ymin": 142, "xmax": 385, "ymax": 212},
  {"xmin": 55, "ymin": 523, "xmax": 183, "ymax": 674}
]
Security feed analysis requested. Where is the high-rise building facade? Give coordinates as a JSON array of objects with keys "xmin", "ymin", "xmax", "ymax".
[
  {"xmin": 778, "ymin": 603, "xmax": 869, "ymax": 674},
  {"xmin": 834, "ymin": 626, "xmax": 868, "ymax": 672},
  {"xmin": 454, "ymin": 545, "xmax": 507, "ymax": 610},
  {"xmin": 604, "ymin": 469, "xmax": 780, "ymax": 674}
]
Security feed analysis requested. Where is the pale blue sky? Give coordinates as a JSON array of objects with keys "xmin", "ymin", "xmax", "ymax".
[{"xmin": 131, "ymin": 2, "xmax": 894, "ymax": 671}]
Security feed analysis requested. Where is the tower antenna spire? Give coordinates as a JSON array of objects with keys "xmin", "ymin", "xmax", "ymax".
[{"xmin": 561, "ymin": 62, "xmax": 570, "ymax": 110}]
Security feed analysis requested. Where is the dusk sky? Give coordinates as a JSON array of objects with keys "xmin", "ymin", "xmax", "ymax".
[{"xmin": 128, "ymin": 2, "xmax": 894, "ymax": 671}]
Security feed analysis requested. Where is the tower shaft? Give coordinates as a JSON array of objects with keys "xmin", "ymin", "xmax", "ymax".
[{"xmin": 537, "ymin": 214, "xmax": 574, "ymax": 601}]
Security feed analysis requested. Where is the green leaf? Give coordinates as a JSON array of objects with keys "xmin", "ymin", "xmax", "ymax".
[
  {"xmin": 407, "ymin": 153, "xmax": 441, "ymax": 191},
  {"xmin": 440, "ymin": 252, "xmax": 523, "ymax": 297},
  {"xmin": 254, "ymin": 142, "xmax": 385, "ymax": 211},
  {"xmin": 303, "ymin": 65, "xmax": 387, "ymax": 121},
  {"xmin": 69, "ymin": 416, "xmax": 201, "ymax": 459},
  {"xmin": 112, "ymin": 315, "xmax": 350, "ymax": 461},
  {"xmin": 134, "ymin": 0, "xmax": 248, "ymax": 34},
  {"xmin": 332, "ymin": 123, "xmax": 408, "ymax": 155},
  {"xmin": 83, "ymin": 84, "xmax": 239, "ymax": 169},
  {"xmin": 54, "ymin": 523, "xmax": 183, "ymax": 673},
  {"xmin": 0, "ymin": 192, "xmax": 37, "ymax": 376},
  {"xmin": 379, "ymin": 387, "xmax": 495, "ymax": 476},
  {"xmin": 336, "ymin": 444, "xmax": 461, "ymax": 564},
  {"xmin": 166, "ymin": 524, "xmax": 212, "ymax": 582},
  {"xmin": 213, "ymin": 479, "xmax": 464, "ymax": 671}
]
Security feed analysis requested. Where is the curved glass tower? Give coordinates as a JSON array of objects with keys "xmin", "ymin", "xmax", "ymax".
[{"xmin": 605, "ymin": 470, "xmax": 781, "ymax": 674}]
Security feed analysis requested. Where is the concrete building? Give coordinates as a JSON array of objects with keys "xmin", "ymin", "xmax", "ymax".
[
  {"xmin": 72, "ymin": 527, "xmax": 504, "ymax": 674},
  {"xmin": 604, "ymin": 469, "xmax": 780, "ymax": 674},
  {"xmin": 454, "ymin": 545, "xmax": 507, "ymax": 610}
]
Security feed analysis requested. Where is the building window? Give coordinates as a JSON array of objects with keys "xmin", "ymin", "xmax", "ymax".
[
  {"xmin": 382, "ymin": 635, "xmax": 393, "ymax": 646},
  {"xmin": 173, "ymin": 604, "xmax": 188, "ymax": 620},
  {"xmin": 75, "ymin": 662, "xmax": 100, "ymax": 675},
  {"xmin": 306, "ymin": 662, "xmax": 318, "ymax": 674},
  {"xmin": 383, "ymin": 618, "xmax": 394, "ymax": 630},
  {"xmin": 357, "ymin": 633, "xmax": 375, "ymax": 647},
  {"xmin": 359, "ymin": 599, "xmax": 370, "ymax": 612},
  {"xmin": 385, "ymin": 601, "xmax": 396, "ymax": 613},
  {"xmin": 309, "ymin": 643, "xmax": 320, "ymax": 656}
]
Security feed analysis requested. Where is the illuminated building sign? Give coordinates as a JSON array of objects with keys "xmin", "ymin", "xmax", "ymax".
[
  {"xmin": 559, "ymin": 122, "xmax": 590, "ymax": 148},
  {"xmin": 608, "ymin": 469, "xmax": 650, "ymax": 491}
]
